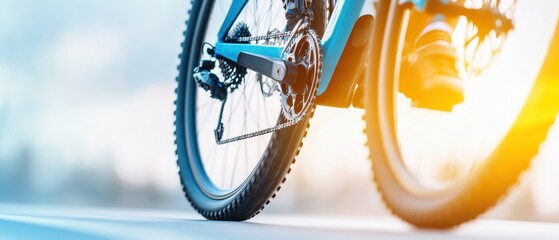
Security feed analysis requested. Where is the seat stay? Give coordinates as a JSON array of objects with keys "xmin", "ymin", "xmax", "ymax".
[{"xmin": 217, "ymin": 0, "xmax": 249, "ymax": 41}]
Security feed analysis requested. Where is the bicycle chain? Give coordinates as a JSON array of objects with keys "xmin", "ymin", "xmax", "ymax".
[
  {"xmin": 224, "ymin": 31, "xmax": 292, "ymax": 43},
  {"xmin": 216, "ymin": 27, "xmax": 321, "ymax": 145}
]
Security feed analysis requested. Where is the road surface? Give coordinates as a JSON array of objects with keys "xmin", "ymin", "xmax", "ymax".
[{"xmin": 0, "ymin": 204, "xmax": 557, "ymax": 239}]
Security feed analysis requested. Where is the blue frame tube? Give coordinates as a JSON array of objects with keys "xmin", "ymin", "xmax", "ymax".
[
  {"xmin": 318, "ymin": 0, "xmax": 365, "ymax": 94},
  {"xmin": 218, "ymin": 0, "xmax": 248, "ymax": 41},
  {"xmin": 215, "ymin": 43, "xmax": 284, "ymax": 62}
]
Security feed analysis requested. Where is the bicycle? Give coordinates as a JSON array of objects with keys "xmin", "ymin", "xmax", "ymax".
[{"xmin": 174, "ymin": 0, "xmax": 559, "ymax": 228}]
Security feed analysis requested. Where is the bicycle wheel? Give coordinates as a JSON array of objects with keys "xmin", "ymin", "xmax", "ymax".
[
  {"xmin": 365, "ymin": 0, "xmax": 559, "ymax": 228},
  {"xmin": 175, "ymin": 0, "xmax": 326, "ymax": 220}
]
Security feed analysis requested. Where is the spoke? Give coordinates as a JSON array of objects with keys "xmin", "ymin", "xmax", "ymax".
[
  {"xmin": 207, "ymin": 144, "xmax": 219, "ymax": 176},
  {"xmin": 256, "ymin": 77, "xmax": 262, "ymax": 136},
  {"xmin": 465, "ymin": 34, "xmax": 479, "ymax": 47},
  {"xmin": 196, "ymin": 99, "xmax": 215, "ymax": 111},
  {"xmin": 261, "ymin": 84, "xmax": 272, "ymax": 126},
  {"xmin": 196, "ymin": 100, "xmax": 218, "ymax": 138},
  {"xmin": 261, "ymin": 1, "xmax": 272, "ymax": 33},
  {"xmin": 225, "ymin": 91, "xmax": 243, "ymax": 127},
  {"xmin": 219, "ymin": 93, "xmax": 236, "ymax": 187},
  {"xmin": 244, "ymin": 129, "xmax": 250, "ymax": 177},
  {"xmin": 221, "ymin": 142, "xmax": 228, "ymax": 187},
  {"xmin": 244, "ymin": 79, "xmax": 255, "ymax": 180},
  {"xmin": 229, "ymin": 136, "xmax": 242, "ymax": 189},
  {"xmin": 270, "ymin": 4, "xmax": 282, "ymax": 28},
  {"xmin": 243, "ymin": 77, "xmax": 261, "ymax": 128},
  {"xmin": 220, "ymin": 97, "xmax": 235, "ymax": 188},
  {"xmin": 229, "ymin": 83, "xmax": 249, "ymax": 188},
  {"xmin": 254, "ymin": 1, "xmax": 260, "ymax": 34}
]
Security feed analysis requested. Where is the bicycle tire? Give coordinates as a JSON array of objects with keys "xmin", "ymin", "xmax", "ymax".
[
  {"xmin": 365, "ymin": 0, "xmax": 559, "ymax": 228},
  {"xmin": 174, "ymin": 0, "xmax": 327, "ymax": 221}
]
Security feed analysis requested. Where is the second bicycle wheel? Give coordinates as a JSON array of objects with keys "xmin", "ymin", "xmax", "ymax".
[
  {"xmin": 175, "ymin": 0, "xmax": 326, "ymax": 220},
  {"xmin": 365, "ymin": 0, "xmax": 559, "ymax": 228}
]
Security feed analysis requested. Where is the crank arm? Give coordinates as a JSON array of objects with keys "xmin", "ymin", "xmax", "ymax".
[
  {"xmin": 238, "ymin": 52, "xmax": 304, "ymax": 86},
  {"xmin": 213, "ymin": 42, "xmax": 307, "ymax": 87}
]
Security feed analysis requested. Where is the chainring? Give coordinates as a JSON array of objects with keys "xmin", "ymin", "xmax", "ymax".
[{"xmin": 280, "ymin": 29, "xmax": 322, "ymax": 121}]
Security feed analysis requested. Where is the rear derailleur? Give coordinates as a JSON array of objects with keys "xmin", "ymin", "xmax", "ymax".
[{"xmin": 193, "ymin": 57, "xmax": 227, "ymax": 143}]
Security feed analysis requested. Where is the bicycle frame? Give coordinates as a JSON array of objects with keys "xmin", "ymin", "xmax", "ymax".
[{"xmin": 212, "ymin": 0, "xmax": 426, "ymax": 106}]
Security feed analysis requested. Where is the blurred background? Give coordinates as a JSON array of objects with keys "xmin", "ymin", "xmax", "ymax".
[{"xmin": 1, "ymin": 0, "xmax": 559, "ymax": 223}]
